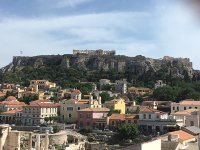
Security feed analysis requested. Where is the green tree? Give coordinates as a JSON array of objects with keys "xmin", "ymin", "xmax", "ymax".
[
  {"xmin": 117, "ymin": 124, "xmax": 139, "ymax": 140},
  {"xmin": 152, "ymin": 86, "xmax": 178, "ymax": 101},
  {"xmin": 51, "ymin": 116, "xmax": 58, "ymax": 124},
  {"xmin": 99, "ymin": 92, "xmax": 114, "ymax": 103},
  {"xmin": 44, "ymin": 117, "xmax": 49, "ymax": 124}
]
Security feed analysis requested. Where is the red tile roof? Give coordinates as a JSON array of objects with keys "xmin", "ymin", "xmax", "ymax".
[
  {"xmin": 71, "ymin": 89, "xmax": 81, "ymax": 94},
  {"xmin": 0, "ymin": 109, "xmax": 22, "ymax": 115},
  {"xmin": 140, "ymin": 107, "xmax": 166, "ymax": 114},
  {"xmin": 5, "ymin": 96, "xmax": 17, "ymax": 101},
  {"xmin": 109, "ymin": 114, "xmax": 125, "ymax": 120},
  {"xmin": 172, "ymin": 109, "xmax": 199, "ymax": 115},
  {"xmin": 179, "ymin": 100, "xmax": 200, "ymax": 105},
  {"xmin": 169, "ymin": 130, "xmax": 195, "ymax": 141},
  {"xmin": 31, "ymin": 99, "xmax": 51, "ymax": 103},
  {"xmin": 0, "ymin": 99, "xmax": 26, "ymax": 106},
  {"xmin": 24, "ymin": 103, "xmax": 61, "ymax": 108},
  {"xmin": 78, "ymin": 107, "xmax": 110, "ymax": 112}
]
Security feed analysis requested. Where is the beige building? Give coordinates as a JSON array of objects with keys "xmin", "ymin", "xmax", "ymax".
[
  {"xmin": 16, "ymin": 99, "xmax": 60, "ymax": 125},
  {"xmin": 171, "ymin": 99, "xmax": 200, "ymax": 113},
  {"xmin": 128, "ymin": 87, "xmax": 151, "ymax": 96},
  {"xmin": 29, "ymin": 80, "xmax": 56, "ymax": 92},
  {"xmin": 60, "ymin": 89, "xmax": 102, "ymax": 123},
  {"xmin": 0, "ymin": 96, "xmax": 26, "ymax": 112},
  {"xmin": 171, "ymin": 109, "xmax": 199, "ymax": 127}
]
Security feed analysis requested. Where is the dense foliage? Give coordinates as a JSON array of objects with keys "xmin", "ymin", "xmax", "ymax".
[{"xmin": 152, "ymin": 81, "xmax": 200, "ymax": 102}]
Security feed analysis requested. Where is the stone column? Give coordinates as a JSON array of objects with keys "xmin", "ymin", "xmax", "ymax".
[
  {"xmin": 36, "ymin": 134, "xmax": 40, "ymax": 150},
  {"xmin": 44, "ymin": 130, "xmax": 49, "ymax": 150},
  {"xmin": 28, "ymin": 132, "xmax": 33, "ymax": 150}
]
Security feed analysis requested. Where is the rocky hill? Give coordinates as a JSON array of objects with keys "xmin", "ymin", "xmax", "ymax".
[{"xmin": 0, "ymin": 54, "xmax": 196, "ymax": 87}]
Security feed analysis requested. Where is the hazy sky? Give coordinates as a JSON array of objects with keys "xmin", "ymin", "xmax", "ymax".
[{"xmin": 0, "ymin": 0, "xmax": 200, "ymax": 69}]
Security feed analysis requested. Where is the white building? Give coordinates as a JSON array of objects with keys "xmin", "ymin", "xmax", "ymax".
[
  {"xmin": 16, "ymin": 99, "xmax": 60, "ymax": 125},
  {"xmin": 155, "ymin": 80, "xmax": 166, "ymax": 89},
  {"xmin": 139, "ymin": 107, "xmax": 177, "ymax": 133},
  {"xmin": 171, "ymin": 99, "xmax": 200, "ymax": 113}
]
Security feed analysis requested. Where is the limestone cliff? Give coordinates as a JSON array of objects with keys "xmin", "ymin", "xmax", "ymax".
[{"xmin": 1, "ymin": 54, "xmax": 194, "ymax": 79}]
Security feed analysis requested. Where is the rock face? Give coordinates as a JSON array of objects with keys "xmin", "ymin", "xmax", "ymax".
[{"xmin": 1, "ymin": 54, "xmax": 194, "ymax": 78}]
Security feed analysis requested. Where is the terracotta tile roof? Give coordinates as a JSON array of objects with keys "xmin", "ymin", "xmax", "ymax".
[
  {"xmin": 109, "ymin": 114, "xmax": 139, "ymax": 120},
  {"xmin": 78, "ymin": 107, "xmax": 110, "ymax": 112},
  {"xmin": 31, "ymin": 80, "xmax": 48, "ymax": 82},
  {"xmin": 172, "ymin": 109, "xmax": 199, "ymax": 115},
  {"xmin": 125, "ymin": 114, "xmax": 139, "ymax": 119},
  {"xmin": 169, "ymin": 130, "xmax": 195, "ymax": 141},
  {"xmin": 0, "ymin": 93, "xmax": 6, "ymax": 97},
  {"xmin": 0, "ymin": 109, "xmax": 22, "ymax": 115},
  {"xmin": 179, "ymin": 100, "xmax": 200, "ymax": 105},
  {"xmin": 142, "ymin": 101, "xmax": 171, "ymax": 106},
  {"xmin": 24, "ymin": 103, "xmax": 61, "ymax": 108},
  {"xmin": 77, "ymin": 99, "xmax": 89, "ymax": 104},
  {"xmin": 5, "ymin": 96, "xmax": 17, "ymax": 101},
  {"xmin": 31, "ymin": 99, "xmax": 51, "ymax": 103},
  {"xmin": 0, "ymin": 100, "xmax": 26, "ymax": 106},
  {"xmin": 109, "ymin": 114, "xmax": 125, "ymax": 120},
  {"xmin": 105, "ymin": 98, "xmax": 124, "ymax": 104},
  {"xmin": 140, "ymin": 107, "xmax": 166, "ymax": 114},
  {"xmin": 71, "ymin": 89, "xmax": 81, "ymax": 94}
]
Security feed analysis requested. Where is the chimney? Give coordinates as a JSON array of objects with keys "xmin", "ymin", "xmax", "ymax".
[{"xmin": 98, "ymin": 96, "xmax": 102, "ymax": 105}]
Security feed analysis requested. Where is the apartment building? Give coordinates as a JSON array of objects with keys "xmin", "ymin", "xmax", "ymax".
[
  {"xmin": 29, "ymin": 80, "xmax": 56, "ymax": 92},
  {"xmin": 171, "ymin": 99, "xmax": 200, "ymax": 113},
  {"xmin": 16, "ymin": 99, "xmax": 60, "ymax": 125},
  {"xmin": 60, "ymin": 89, "xmax": 102, "ymax": 123}
]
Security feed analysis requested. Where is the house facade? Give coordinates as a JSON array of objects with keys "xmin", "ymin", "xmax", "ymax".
[
  {"xmin": 0, "ymin": 96, "xmax": 26, "ymax": 112},
  {"xmin": 77, "ymin": 107, "xmax": 110, "ymax": 129},
  {"xmin": 171, "ymin": 99, "xmax": 200, "ymax": 113},
  {"xmin": 15, "ymin": 99, "xmax": 60, "ymax": 125},
  {"xmin": 138, "ymin": 107, "xmax": 177, "ymax": 134},
  {"xmin": 29, "ymin": 80, "xmax": 56, "ymax": 92},
  {"xmin": 104, "ymin": 98, "xmax": 126, "ymax": 114},
  {"xmin": 60, "ymin": 91, "xmax": 102, "ymax": 123}
]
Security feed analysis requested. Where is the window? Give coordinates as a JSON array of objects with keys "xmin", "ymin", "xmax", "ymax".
[
  {"xmin": 149, "ymin": 114, "xmax": 151, "ymax": 119},
  {"xmin": 195, "ymin": 107, "xmax": 198, "ymax": 109},
  {"xmin": 173, "ymin": 107, "xmax": 175, "ymax": 110},
  {"xmin": 190, "ymin": 121, "xmax": 194, "ymax": 126},
  {"xmin": 143, "ymin": 114, "xmax": 146, "ymax": 119},
  {"xmin": 177, "ymin": 107, "xmax": 179, "ymax": 111},
  {"xmin": 184, "ymin": 107, "xmax": 186, "ymax": 110},
  {"xmin": 67, "ymin": 107, "xmax": 73, "ymax": 111},
  {"xmin": 112, "ymin": 121, "xmax": 114, "ymax": 125},
  {"xmin": 69, "ymin": 114, "xmax": 72, "ymax": 118},
  {"xmin": 87, "ymin": 121, "xmax": 90, "ymax": 126},
  {"xmin": 157, "ymin": 115, "xmax": 159, "ymax": 119},
  {"xmin": 189, "ymin": 107, "xmax": 192, "ymax": 109},
  {"xmin": 80, "ymin": 113, "xmax": 82, "ymax": 118},
  {"xmin": 128, "ymin": 120, "xmax": 131, "ymax": 123},
  {"xmin": 77, "ymin": 107, "xmax": 80, "ymax": 110},
  {"xmin": 86, "ymin": 114, "xmax": 91, "ymax": 118}
]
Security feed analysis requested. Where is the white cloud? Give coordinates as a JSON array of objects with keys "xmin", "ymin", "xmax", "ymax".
[
  {"xmin": 1, "ymin": 0, "xmax": 200, "ymax": 70},
  {"xmin": 155, "ymin": 1, "xmax": 200, "ymax": 69},
  {"xmin": 37, "ymin": 0, "xmax": 93, "ymax": 8},
  {"xmin": 0, "ymin": 11, "xmax": 155, "ymax": 67}
]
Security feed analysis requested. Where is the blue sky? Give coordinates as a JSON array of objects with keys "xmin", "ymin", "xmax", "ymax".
[{"xmin": 0, "ymin": 0, "xmax": 200, "ymax": 69}]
